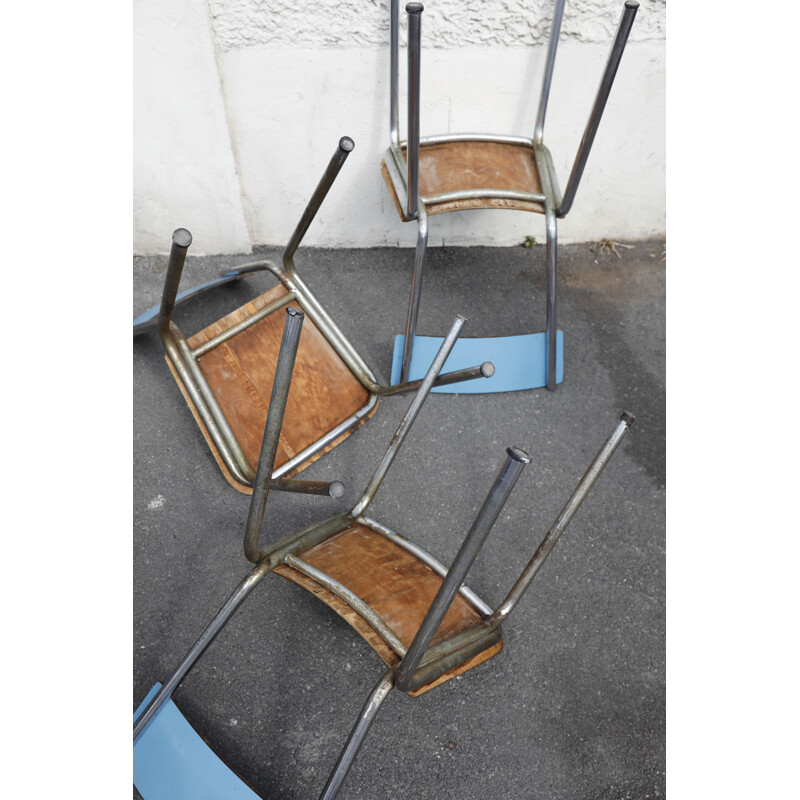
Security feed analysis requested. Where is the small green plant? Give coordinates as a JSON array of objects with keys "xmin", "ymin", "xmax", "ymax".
[{"xmin": 522, "ymin": 236, "xmax": 538, "ymax": 248}]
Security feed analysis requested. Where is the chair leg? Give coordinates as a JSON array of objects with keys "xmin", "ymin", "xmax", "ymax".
[
  {"xmin": 400, "ymin": 210, "xmax": 429, "ymax": 383},
  {"xmin": 133, "ymin": 560, "xmax": 271, "ymax": 741},
  {"xmin": 318, "ymin": 671, "xmax": 395, "ymax": 800},
  {"xmin": 545, "ymin": 205, "xmax": 558, "ymax": 391}
]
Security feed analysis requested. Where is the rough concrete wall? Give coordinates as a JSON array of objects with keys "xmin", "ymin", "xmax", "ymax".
[{"xmin": 207, "ymin": 0, "xmax": 665, "ymax": 50}]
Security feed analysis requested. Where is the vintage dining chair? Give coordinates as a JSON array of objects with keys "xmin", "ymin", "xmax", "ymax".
[
  {"xmin": 382, "ymin": 0, "xmax": 640, "ymax": 392},
  {"xmin": 133, "ymin": 312, "xmax": 636, "ymax": 799},
  {"xmin": 154, "ymin": 136, "xmax": 493, "ymax": 494}
]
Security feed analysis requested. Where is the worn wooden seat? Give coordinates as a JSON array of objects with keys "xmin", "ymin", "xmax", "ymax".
[
  {"xmin": 381, "ymin": 140, "xmax": 545, "ymax": 220},
  {"xmin": 275, "ymin": 520, "xmax": 502, "ymax": 697},
  {"xmin": 168, "ymin": 285, "xmax": 372, "ymax": 489}
]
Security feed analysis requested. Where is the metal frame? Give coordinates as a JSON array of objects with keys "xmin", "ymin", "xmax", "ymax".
[
  {"xmin": 385, "ymin": 0, "xmax": 640, "ymax": 388},
  {"xmin": 134, "ymin": 333, "xmax": 636, "ymax": 796},
  {"xmin": 157, "ymin": 137, "xmax": 493, "ymax": 491}
]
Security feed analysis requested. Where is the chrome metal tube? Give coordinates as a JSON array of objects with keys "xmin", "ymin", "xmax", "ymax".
[
  {"xmin": 404, "ymin": 625, "xmax": 502, "ymax": 692},
  {"xmin": 163, "ymin": 331, "xmax": 253, "ymax": 486},
  {"xmin": 557, "ymin": 1, "xmax": 639, "ymax": 217},
  {"xmin": 157, "ymin": 228, "xmax": 192, "ymax": 338},
  {"xmin": 384, "ymin": 144, "xmax": 409, "ymax": 204},
  {"xmin": 418, "ymin": 133, "xmax": 534, "ymax": 147},
  {"xmin": 406, "ymin": 3, "xmax": 423, "ymax": 219},
  {"xmin": 271, "ymin": 395, "xmax": 379, "ymax": 479},
  {"xmin": 422, "ymin": 188, "xmax": 547, "ymax": 205},
  {"xmin": 244, "ymin": 308, "xmax": 305, "ymax": 562},
  {"xmin": 400, "ymin": 208, "xmax": 428, "ymax": 383},
  {"xmin": 395, "ymin": 447, "xmax": 531, "ymax": 691},
  {"xmin": 539, "ymin": 144, "xmax": 562, "ymax": 209},
  {"xmin": 134, "ymin": 263, "xmax": 272, "ymax": 337},
  {"xmin": 174, "ymin": 334, "xmax": 255, "ymax": 478},
  {"xmin": 285, "ymin": 555, "xmax": 407, "ymax": 657},
  {"xmin": 350, "ymin": 315, "xmax": 466, "ymax": 518},
  {"xmin": 191, "ymin": 292, "xmax": 296, "ymax": 358},
  {"xmin": 534, "ymin": 0, "xmax": 566, "ymax": 144},
  {"xmin": 133, "ymin": 560, "xmax": 271, "ymax": 741},
  {"xmin": 269, "ymin": 478, "xmax": 344, "ymax": 498},
  {"xmin": 279, "ymin": 266, "xmax": 379, "ymax": 384},
  {"xmin": 491, "ymin": 412, "xmax": 635, "ymax": 623},
  {"xmin": 544, "ymin": 204, "xmax": 558, "ymax": 391},
  {"xmin": 380, "ymin": 360, "xmax": 494, "ymax": 396},
  {"xmin": 390, "ymin": 0, "xmax": 400, "ymax": 147},
  {"xmin": 318, "ymin": 671, "xmax": 395, "ymax": 800},
  {"xmin": 173, "ymin": 334, "xmax": 256, "ymax": 482},
  {"xmin": 283, "ymin": 137, "xmax": 355, "ymax": 264}
]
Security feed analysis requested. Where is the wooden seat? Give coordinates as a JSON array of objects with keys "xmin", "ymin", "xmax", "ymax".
[
  {"xmin": 274, "ymin": 521, "xmax": 502, "ymax": 697},
  {"xmin": 382, "ymin": 140, "xmax": 545, "ymax": 221},
  {"xmin": 167, "ymin": 284, "xmax": 374, "ymax": 491}
]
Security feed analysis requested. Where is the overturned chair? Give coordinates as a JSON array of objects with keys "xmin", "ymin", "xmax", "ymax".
[
  {"xmin": 382, "ymin": 0, "xmax": 640, "ymax": 392},
  {"xmin": 156, "ymin": 136, "xmax": 492, "ymax": 493},
  {"xmin": 133, "ymin": 311, "xmax": 636, "ymax": 799}
]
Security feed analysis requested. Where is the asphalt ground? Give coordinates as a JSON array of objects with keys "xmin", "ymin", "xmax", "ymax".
[{"xmin": 133, "ymin": 239, "xmax": 665, "ymax": 799}]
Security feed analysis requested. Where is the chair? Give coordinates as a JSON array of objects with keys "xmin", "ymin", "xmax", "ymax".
[
  {"xmin": 133, "ymin": 311, "xmax": 635, "ymax": 799},
  {"xmin": 155, "ymin": 137, "xmax": 492, "ymax": 493},
  {"xmin": 382, "ymin": 0, "xmax": 640, "ymax": 391}
]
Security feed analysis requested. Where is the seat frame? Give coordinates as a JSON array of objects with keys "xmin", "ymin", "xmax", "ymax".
[
  {"xmin": 383, "ymin": 0, "xmax": 640, "ymax": 390},
  {"xmin": 134, "ymin": 310, "xmax": 635, "ymax": 799}
]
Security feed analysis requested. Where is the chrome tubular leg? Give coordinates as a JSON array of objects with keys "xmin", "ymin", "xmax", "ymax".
[
  {"xmin": 268, "ymin": 478, "xmax": 345, "ymax": 498},
  {"xmin": 390, "ymin": 0, "xmax": 400, "ymax": 148},
  {"xmin": 491, "ymin": 412, "xmax": 635, "ymax": 624},
  {"xmin": 400, "ymin": 209, "xmax": 428, "ymax": 383},
  {"xmin": 545, "ymin": 205, "xmax": 558, "ymax": 391},
  {"xmin": 283, "ymin": 137, "xmax": 355, "ymax": 265},
  {"xmin": 406, "ymin": 3, "xmax": 423, "ymax": 219},
  {"xmin": 351, "ymin": 315, "xmax": 466, "ymax": 518},
  {"xmin": 318, "ymin": 672, "xmax": 395, "ymax": 800},
  {"xmin": 384, "ymin": 360, "xmax": 493, "ymax": 396},
  {"xmin": 133, "ymin": 561, "xmax": 271, "ymax": 741},
  {"xmin": 533, "ymin": 0, "xmax": 566, "ymax": 144},
  {"xmin": 244, "ymin": 307, "xmax": 305, "ymax": 562},
  {"xmin": 395, "ymin": 447, "xmax": 531, "ymax": 692},
  {"xmin": 557, "ymin": 1, "xmax": 639, "ymax": 216},
  {"xmin": 157, "ymin": 228, "xmax": 192, "ymax": 339}
]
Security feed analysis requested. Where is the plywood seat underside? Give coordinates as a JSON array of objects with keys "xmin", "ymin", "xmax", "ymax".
[
  {"xmin": 382, "ymin": 140, "xmax": 545, "ymax": 218},
  {"xmin": 167, "ymin": 284, "xmax": 374, "ymax": 491},
  {"xmin": 274, "ymin": 522, "xmax": 502, "ymax": 697}
]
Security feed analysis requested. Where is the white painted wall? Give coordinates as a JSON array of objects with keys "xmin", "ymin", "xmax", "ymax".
[
  {"xmin": 133, "ymin": 0, "xmax": 250, "ymax": 254},
  {"xmin": 134, "ymin": 1, "xmax": 665, "ymax": 254}
]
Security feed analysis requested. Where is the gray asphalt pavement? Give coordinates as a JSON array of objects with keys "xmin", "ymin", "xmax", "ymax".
[{"xmin": 134, "ymin": 239, "xmax": 665, "ymax": 799}]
